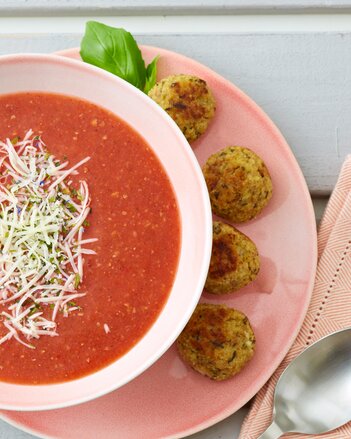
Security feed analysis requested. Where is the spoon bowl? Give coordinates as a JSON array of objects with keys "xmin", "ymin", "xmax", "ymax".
[{"xmin": 259, "ymin": 327, "xmax": 351, "ymax": 438}]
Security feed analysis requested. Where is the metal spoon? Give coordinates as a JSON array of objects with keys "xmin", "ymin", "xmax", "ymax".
[{"xmin": 258, "ymin": 327, "xmax": 351, "ymax": 438}]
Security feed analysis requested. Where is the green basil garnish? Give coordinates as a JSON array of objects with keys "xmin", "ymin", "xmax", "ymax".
[
  {"xmin": 80, "ymin": 21, "xmax": 159, "ymax": 94},
  {"xmin": 144, "ymin": 55, "xmax": 160, "ymax": 94}
]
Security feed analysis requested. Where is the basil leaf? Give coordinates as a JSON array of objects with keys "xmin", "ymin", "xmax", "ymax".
[
  {"xmin": 80, "ymin": 21, "xmax": 146, "ymax": 91},
  {"xmin": 144, "ymin": 56, "xmax": 159, "ymax": 94}
]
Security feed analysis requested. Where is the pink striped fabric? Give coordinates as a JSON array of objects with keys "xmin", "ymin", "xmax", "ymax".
[{"xmin": 239, "ymin": 156, "xmax": 351, "ymax": 439}]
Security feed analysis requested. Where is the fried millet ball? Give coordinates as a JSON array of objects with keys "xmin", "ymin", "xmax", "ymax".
[
  {"xmin": 205, "ymin": 221, "xmax": 260, "ymax": 294},
  {"xmin": 203, "ymin": 146, "xmax": 273, "ymax": 223},
  {"xmin": 177, "ymin": 303, "xmax": 255, "ymax": 381},
  {"xmin": 148, "ymin": 74, "xmax": 215, "ymax": 142}
]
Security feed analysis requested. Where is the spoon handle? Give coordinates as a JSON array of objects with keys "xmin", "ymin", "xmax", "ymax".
[{"xmin": 257, "ymin": 421, "xmax": 284, "ymax": 439}]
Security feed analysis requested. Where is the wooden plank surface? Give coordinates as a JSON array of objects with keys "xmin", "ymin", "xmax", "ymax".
[
  {"xmin": 0, "ymin": 31, "xmax": 348, "ymax": 194},
  {"xmin": 3, "ymin": 1, "xmax": 351, "ymax": 16}
]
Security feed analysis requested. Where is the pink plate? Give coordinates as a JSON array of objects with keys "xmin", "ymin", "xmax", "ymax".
[{"xmin": 0, "ymin": 46, "xmax": 317, "ymax": 438}]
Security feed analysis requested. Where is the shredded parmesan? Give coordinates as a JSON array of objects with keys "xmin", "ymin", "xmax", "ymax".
[
  {"xmin": 0, "ymin": 131, "xmax": 96, "ymax": 348},
  {"xmin": 103, "ymin": 323, "xmax": 110, "ymax": 334}
]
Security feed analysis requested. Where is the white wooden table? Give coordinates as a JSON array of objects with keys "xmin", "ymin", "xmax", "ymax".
[{"xmin": 0, "ymin": 1, "xmax": 347, "ymax": 437}]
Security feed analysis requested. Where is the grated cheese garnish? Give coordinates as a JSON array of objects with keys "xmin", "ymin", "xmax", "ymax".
[{"xmin": 0, "ymin": 130, "xmax": 96, "ymax": 348}]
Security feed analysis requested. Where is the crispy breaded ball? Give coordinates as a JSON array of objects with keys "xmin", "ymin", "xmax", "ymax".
[
  {"xmin": 205, "ymin": 221, "xmax": 260, "ymax": 294},
  {"xmin": 203, "ymin": 146, "xmax": 273, "ymax": 223},
  {"xmin": 148, "ymin": 74, "xmax": 215, "ymax": 142},
  {"xmin": 177, "ymin": 303, "xmax": 255, "ymax": 381}
]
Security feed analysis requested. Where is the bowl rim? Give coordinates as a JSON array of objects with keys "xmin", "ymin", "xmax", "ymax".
[{"xmin": 0, "ymin": 52, "xmax": 213, "ymax": 411}]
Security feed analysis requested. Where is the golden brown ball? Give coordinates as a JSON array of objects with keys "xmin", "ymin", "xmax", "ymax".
[
  {"xmin": 205, "ymin": 221, "xmax": 260, "ymax": 294},
  {"xmin": 203, "ymin": 146, "xmax": 273, "ymax": 222},
  {"xmin": 148, "ymin": 74, "xmax": 215, "ymax": 142},
  {"xmin": 177, "ymin": 303, "xmax": 255, "ymax": 381}
]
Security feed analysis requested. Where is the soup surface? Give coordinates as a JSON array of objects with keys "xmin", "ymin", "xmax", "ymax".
[{"xmin": 0, "ymin": 92, "xmax": 180, "ymax": 384}]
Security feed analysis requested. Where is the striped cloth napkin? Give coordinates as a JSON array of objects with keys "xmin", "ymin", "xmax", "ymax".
[{"xmin": 239, "ymin": 156, "xmax": 351, "ymax": 439}]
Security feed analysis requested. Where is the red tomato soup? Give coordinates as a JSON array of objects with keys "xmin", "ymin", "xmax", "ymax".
[{"xmin": 0, "ymin": 92, "xmax": 180, "ymax": 384}]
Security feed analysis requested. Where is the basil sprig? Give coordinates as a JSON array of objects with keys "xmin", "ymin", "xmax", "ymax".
[{"xmin": 80, "ymin": 21, "xmax": 159, "ymax": 94}]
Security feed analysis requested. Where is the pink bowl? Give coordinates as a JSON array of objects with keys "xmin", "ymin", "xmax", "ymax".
[{"xmin": 0, "ymin": 54, "xmax": 212, "ymax": 410}]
